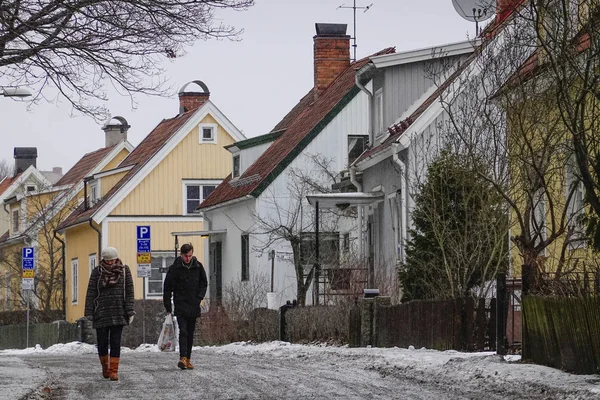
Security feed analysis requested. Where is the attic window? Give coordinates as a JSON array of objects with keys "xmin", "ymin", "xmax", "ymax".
[
  {"xmin": 89, "ymin": 182, "xmax": 99, "ymax": 206},
  {"xmin": 199, "ymin": 123, "xmax": 217, "ymax": 144},
  {"xmin": 232, "ymin": 155, "xmax": 240, "ymax": 178},
  {"xmin": 26, "ymin": 185, "xmax": 36, "ymax": 192}
]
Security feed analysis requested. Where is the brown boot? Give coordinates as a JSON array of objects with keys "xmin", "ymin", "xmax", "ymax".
[
  {"xmin": 99, "ymin": 355, "xmax": 110, "ymax": 379},
  {"xmin": 108, "ymin": 357, "xmax": 120, "ymax": 381},
  {"xmin": 185, "ymin": 358, "xmax": 194, "ymax": 370},
  {"xmin": 177, "ymin": 357, "xmax": 188, "ymax": 370}
]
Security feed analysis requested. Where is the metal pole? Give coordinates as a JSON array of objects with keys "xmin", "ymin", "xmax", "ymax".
[
  {"xmin": 142, "ymin": 277, "xmax": 146, "ymax": 343},
  {"xmin": 270, "ymin": 250, "xmax": 275, "ymax": 292},
  {"xmin": 353, "ymin": 0, "xmax": 357, "ymax": 62},
  {"xmin": 315, "ymin": 201, "xmax": 320, "ymax": 305},
  {"xmin": 26, "ymin": 292, "xmax": 30, "ymax": 348}
]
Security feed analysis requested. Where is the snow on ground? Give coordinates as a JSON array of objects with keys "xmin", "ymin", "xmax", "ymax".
[{"xmin": 1, "ymin": 341, "xmax": 599, "ymax": 399}]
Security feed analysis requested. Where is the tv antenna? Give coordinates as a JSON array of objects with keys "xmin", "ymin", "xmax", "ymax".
[
  {"xmin": 337, "ymin": 1, "xmax": 373, "ymax": 62},
  {"xmin": 451, "ymin": 0, "xmax": 496, "ymax": 36}
]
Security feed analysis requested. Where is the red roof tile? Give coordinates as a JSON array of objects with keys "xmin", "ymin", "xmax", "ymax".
[
  {"xmin": 199, "ymin": 47, "xmax": 395, "ymax": 209},
  {"xmin": 57, "ymin": 111, "xmax": 196, "ymax": 231},
  {"xmin": 0, "ymin": 172, "xmax": 22, "ymax": 197},
  {"xmin": 55, "ymin": 146, "xmax": 116, "ymax": 186}
]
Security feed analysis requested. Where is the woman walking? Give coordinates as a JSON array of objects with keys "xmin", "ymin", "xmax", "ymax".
[{"xmin": 85, "ymin": 247, "xmax": 135, "ymax": 381}]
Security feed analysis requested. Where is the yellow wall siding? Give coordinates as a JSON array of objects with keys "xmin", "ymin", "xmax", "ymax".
[
  {"xmin": 112, "ymin": 114, "xmax": 235, "ymax": 215},
  {"xmin": 0, "ymin": 241, "xmax": 25, "ymax": 311},
  {"xmin": 64, "ymin": 223, "xmax": 100, "ymax": 322},
  {"xmin": 106, "ymin": 220, "xmax": 206, "ymax": 299},
  {"xmin": 102, "ymin": 148, "xmax": 130, "ymax": 172},
  {"xmin": 100, "ymin": 171, "xmax": 128, "ymax": 198}
]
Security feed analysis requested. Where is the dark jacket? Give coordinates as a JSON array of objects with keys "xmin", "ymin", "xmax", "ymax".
[
  {"xmin": 84, "ymin": 264, "xmax": 135, "ymax": 329},
  {"xmin": 163, "ymin": 256, "xmax": 208, "ymax": 318}
]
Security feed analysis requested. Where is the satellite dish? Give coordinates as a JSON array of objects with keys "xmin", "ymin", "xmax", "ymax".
[{"xmin": 452, "ymin": 0, "xmax": 496, "ymax": 22}]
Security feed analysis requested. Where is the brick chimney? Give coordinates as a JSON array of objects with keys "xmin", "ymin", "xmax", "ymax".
[
  {"xmin": 102, "ymin": 116, "xmax": 130, "ymax": 148},
  {"xmin": 178, "ymin": 80, "xmax": 210, "ymax": 114},
  {"xmin": 14, "ymin": 147, "xmax": 37, "ymax": 176},
  {"xmin": 314, "ymin": 23, "xmax": 351, "ymax": 97}
]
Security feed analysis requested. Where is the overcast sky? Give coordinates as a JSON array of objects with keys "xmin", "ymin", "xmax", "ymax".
[{"xmin": 0, "ymin": 0, "xmax": 479, "ymax": 173}]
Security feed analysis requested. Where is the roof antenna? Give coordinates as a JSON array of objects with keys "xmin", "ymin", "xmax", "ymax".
[{"xmin": 337, "ymin": 0, "xmax": 373, "ymax": 62}]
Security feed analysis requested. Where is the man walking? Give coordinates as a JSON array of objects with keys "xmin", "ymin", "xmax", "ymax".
[{"xmin": 163, "ymin": 243, "xmax": 208, "ymax": 370}]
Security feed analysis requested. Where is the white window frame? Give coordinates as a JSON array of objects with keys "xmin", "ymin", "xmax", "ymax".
[
  {"xmin": 374, "ymin": 88, "xmax": 384, "ymax": 137},
  {"xmin": 89, "ymin": 253, "xmax": 97, "ymax": 276},
  {"xmin": 89, "ymin": 181, "xmax": 100, "ymax": 206},
  {"xmin": 71, "ymin": 258, "xmax": 79, "ymax": 304},
  {"xmin": 145, "ymin": 253, "xmax": 176, "ymax": 298},
  {"xmin": 26, "ymin": 185, "xmax": 36, "ymax": 192},
  {"xmin": 199, "ymin": 123, "xmax": 218, "ymax": 144},
  {"xmin": 232, "ymin": 154, "xmax": 241, "ymax": 178},
  {"xmin": 182, "ymin": 179, "xmax": 221, "ymax": 215},
  {"xmin": 347, "ymin": 134, "xmax": 369, "ymax": 168}
]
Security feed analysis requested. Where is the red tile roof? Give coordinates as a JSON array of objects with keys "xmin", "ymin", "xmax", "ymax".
[
  {"xmin": 57, "ymin": 111, "xmax": 197, "ymax": 231},
  {"xmin": 55, "ymin": 146, "xmax": 116, "ymax": 186},
  {"xmin": 0, "ymin": 172, "xmax": 22, "ymax": 197},
  {"xmin": 199, "ymin": 47, "xmax": 395, "ymax": 210}
]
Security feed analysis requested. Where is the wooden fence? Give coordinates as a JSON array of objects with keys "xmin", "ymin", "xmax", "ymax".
[
  {"xmin": 523, "ymin": 296, "xmax": 600, "ymax": 374},
  {"xmin": 350, "ymin": 297, "xmax": 497, "ymax": 352}
]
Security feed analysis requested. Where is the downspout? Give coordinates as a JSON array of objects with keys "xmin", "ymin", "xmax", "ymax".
[
  {"xmin": 392, "ymin": 143, "xmax": 407, "ymax": 264},
  {"xmin": 349, "ymin": 166, "xmax": 364, "ymax": 260},
  {"xmin": 354, "ymin": 68, "xmax": 372, "ymax": 262},
  {"xmin": 53, "ymin": 230, "xmax": 66, "ymax": 320},
  {"xmin": 355, "ymin": 71, "xmax": 374, "ymax": 147},
  {"xmin": 89, "ymin": 219, "xmax": 102, "ymax": 257}
]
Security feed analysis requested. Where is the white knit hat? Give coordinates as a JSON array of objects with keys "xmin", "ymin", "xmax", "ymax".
[{"xmin": 101, "ymin": 247, "xmax": 118, "ymax": 261}]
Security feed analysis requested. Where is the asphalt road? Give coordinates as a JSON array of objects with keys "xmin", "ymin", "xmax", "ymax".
[{"xmin": 13, "ymin": 347, "xmax": 599, "ymax": 400}]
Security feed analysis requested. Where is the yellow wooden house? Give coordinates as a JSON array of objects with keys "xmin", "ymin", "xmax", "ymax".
[
  {"xmin": 57, "ymin": 80, "xmax": 245, "ymax": 322},
  {"xmin": 0, "ymin": 141, "xmax": 132, "ymax": 313}
]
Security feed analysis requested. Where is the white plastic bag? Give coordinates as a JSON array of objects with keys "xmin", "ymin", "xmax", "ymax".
[{"xmin": 158, "ymin": 314, "xmax": 179, "ymax": 352}]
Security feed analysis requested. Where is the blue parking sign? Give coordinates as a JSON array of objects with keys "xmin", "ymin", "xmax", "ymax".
[
  {"xmin": 137, "ymin": 226, "xmax": 151, "ymax": 240},
  {"xmin": 22, "ymin": 247, "xmax": 35, "ymax": 270}
]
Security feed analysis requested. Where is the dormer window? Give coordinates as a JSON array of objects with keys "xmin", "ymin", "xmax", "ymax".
[
  {"xmin": 232, "ymin": 155, "xmax": 240, "ymax": 178},
  {"xmin": 89, "ymin": 182, "xmax": 99, "ymax": 206},
  {"xmin": 199, "ymin": 123, "xmax": 217, "ymax": 144},
  {"xmin": 374, "ymin": 88, "xmax": 384, "ymax": 136},
  {"xmin": 348, "ymin": 135, "xmax": 369, "ymax": 167}
]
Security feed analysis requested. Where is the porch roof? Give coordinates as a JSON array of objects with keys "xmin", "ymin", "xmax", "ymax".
[{"xmin": 306, "ymin": 191, "xmax": 385, "ymax": 209}]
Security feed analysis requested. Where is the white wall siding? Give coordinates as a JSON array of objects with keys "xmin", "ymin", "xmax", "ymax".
[{"xmin": 240, "ymin": 142, "xmax": 273, "ymax": 176}]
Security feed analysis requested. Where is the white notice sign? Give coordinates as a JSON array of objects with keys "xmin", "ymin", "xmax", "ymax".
[
  {"xmin": 22, "ymin": 278, "xmax": 34, "ymax": 290},
  {"xmin": 137, "ymin": 264, "xmax": 151, "ymax": 278}
]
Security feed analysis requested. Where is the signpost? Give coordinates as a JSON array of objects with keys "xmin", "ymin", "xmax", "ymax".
[
  {"xmin": 136, "ymin": 226, "xmax": 151, "ymax": 343},
  {"xmin": 22, "ymin": 247, "xmax": 35, "ymax": 348}
]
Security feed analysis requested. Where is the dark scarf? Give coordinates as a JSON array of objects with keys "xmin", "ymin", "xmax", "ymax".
[{"xmin": 99, "ymin": 258, "xmax": 124, "ymax": 287}]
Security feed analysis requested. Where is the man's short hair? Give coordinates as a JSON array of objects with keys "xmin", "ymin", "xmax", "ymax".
[{"xmin": 180, "ymin": 243, "xmax": 194, "ymax": 254}]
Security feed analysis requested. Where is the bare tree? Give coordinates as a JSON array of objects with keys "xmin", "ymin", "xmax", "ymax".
[
  {"xmin": 249, "ymin": 154, "xmax": 357, "ymax": 306},
  {"xmin": 0, "ymin": 0, "xmax": 254, "ymax": 119},
  {"xmin": 0, "ymin": 182, "xmax": 79, "ymax": 313},
  {"xmin": 428, "ymin": 4, "xmax": 586, "ymax": 278},
  {"xmin": 222, "ymin": 272, "xmax": 269, "ymax": 321},
  {"xmin": 523, "ymin": 0, "xmax": 600, "ymax": 250},
  {"xmin": 0, "ymin": 159, "xmax": 13, "ymax": 181}
]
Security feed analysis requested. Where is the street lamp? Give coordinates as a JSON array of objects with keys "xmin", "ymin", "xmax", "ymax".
[{"xmin": 1, "ymin": 87, "xmax": 32, "ymax": 98}]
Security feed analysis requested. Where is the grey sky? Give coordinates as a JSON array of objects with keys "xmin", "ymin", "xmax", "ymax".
[{"xmin": 0, "ymin": 0, "xmax": 478, "ymax": 173}]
